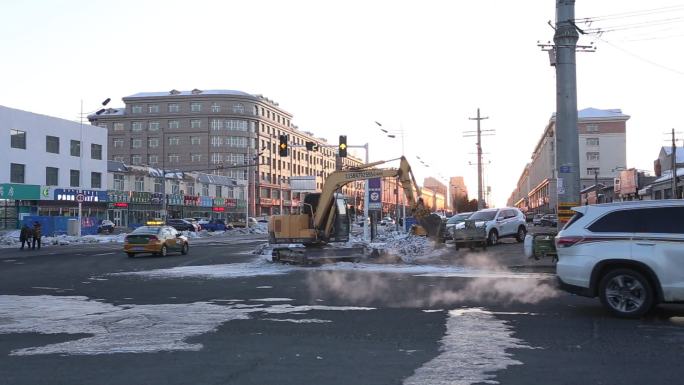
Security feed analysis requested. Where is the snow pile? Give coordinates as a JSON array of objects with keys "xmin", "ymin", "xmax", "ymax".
[{"xmin": 0, "ymin": 232, "xmax": 126, "ymax": 248}]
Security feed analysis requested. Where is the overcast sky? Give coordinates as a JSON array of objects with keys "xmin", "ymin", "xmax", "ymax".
[{"xmin": 2, "ymin": 0, "xmax": 683, "ymax": 206}]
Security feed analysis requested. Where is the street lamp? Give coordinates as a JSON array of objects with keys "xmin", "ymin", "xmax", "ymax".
[{"xmin": 376, "ymin": 121, "xmax": 407, "ymax": 231}]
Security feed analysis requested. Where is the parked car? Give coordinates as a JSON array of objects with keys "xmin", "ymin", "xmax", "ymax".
[
  {"xmin": 556, "ymin": 200, "xmax": 684, "ymax": 318},
  {"xmin": 203, "ymin": 219, "xmax": 231, "ymax": 232},
  {"xmin": 230, "ymin": 217, "xmax": 257, "ymax": 228},
  {"xmin": 183, "ymin": 218, "xmax": 201, "ymax": 231},
  {"xmin": 440, "ymin": 212, "xmax": 473, "ymax": 242},
  {"xmin": 380, "ymin": 216, "xmax": 395, "ymax": 226},
  {"xmin": 540, "ymin": 214, "xmax": 558, "ymax": 227},
  {"xmin": 532, "ymin": 214, "xmax": 544, "ymax": 226},
  {"xmin": 452, "ymin": 207, "xmax": 527, "ymax": 245},
  {"xmin": 97, "ymin": 219, "xmax": 115, "ymax": 234},
  {"xmin": 166, "ymin": 218, "xmax": 197, "ymax": 232},
  {"xmin": 124, "ymin": 225, "xmax": 189, "ymax": 258}
]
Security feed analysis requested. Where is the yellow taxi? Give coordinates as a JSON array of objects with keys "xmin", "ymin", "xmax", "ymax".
[{"xmin": 124, "ymin": 225, "xmax": 189, "ymax": 258}]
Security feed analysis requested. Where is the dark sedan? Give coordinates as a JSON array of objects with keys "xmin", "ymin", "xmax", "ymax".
[{"xmin": 166, "ymin": 219, "xmax": 197, "ymax": 232}]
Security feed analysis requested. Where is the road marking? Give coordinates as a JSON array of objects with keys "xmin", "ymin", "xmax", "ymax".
[{"xmin": 92, "ymin": 252, "xmax": 115, "ymax": 256}]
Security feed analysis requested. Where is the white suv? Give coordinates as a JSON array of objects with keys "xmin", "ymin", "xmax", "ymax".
[
  {"xmin": 452, "ymin": 207, "xmax": 527, "ymax": 245},
  {"xmin": 556, "ymin": 200, "xmax": 684, "ymax": 318}
]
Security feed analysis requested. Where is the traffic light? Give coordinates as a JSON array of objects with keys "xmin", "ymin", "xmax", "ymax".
[
  {"xmin": 338, "ymin": 135, "xmax": 347, "ymax": 157},
  {"xmin": 278, "ymin": 134, "xmax": 288, "ymax": 156},
  {"xmin": 305, "ymin": 141, "xmax": 319, "ymax": 151}
]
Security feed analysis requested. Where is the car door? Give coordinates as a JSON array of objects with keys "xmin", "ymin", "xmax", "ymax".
[
  {"xmin": 167, "ymin": 227, "xmax": 181, "ymax": 250},
  {"xmin": 630, "ymin": 206, "xmax": 684, "ymax": 301},
  {"xmin": 498, "ymin": 209, "xmax": 514, "ymax": 236}
]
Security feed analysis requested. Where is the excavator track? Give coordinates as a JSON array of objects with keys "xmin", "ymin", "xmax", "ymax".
[{"xmin": 272, "ymin": 246, "xmax": 367, "ymax": 265}]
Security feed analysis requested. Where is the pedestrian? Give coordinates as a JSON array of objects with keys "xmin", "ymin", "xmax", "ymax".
[
  {"xmin": 32, "ymin": 222, "xmax": 42, "ymax": 250},
  {"xmin": 19, "ymin": 224, "xmax": 30, "ymax": 250}
]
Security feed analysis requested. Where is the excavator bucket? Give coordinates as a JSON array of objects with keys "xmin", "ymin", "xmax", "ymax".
[{"xmin": 417, "ymin": 213, "xmax": 443, "ymax": 239}]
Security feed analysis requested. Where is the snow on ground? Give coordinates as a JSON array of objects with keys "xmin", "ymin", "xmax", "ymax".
[{"xmin": 0, "ymin": 223, "xmax": 269, "ymax": 249}]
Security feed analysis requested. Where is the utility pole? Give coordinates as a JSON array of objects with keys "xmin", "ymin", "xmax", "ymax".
[
  {"xmin": 465, "ymin": 108, "xmax": 493, "ymax": 210},
  {"xmin": 672, "ymin": 128, "xmax": 678, "ymax": 198},
  {"xmin": 553, "ymin": 0, "xmax": 581, "ymax": 227}
]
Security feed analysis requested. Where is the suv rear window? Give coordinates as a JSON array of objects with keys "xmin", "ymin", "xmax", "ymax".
[
  {"xmin": 588, "ymin": 210, "xmax": 637, "ymax": 233},
  {"xmin": 562, "ymin": 212, "xmax": 583, "ymax": 230}
]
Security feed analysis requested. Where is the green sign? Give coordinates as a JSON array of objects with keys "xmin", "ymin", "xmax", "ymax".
[{"xmin": 0, "ymin": 183, "xmax": 40, "ymax": 200}]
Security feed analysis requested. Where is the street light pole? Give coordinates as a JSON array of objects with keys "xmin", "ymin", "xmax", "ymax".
[{"xmin": 363, "ymin": 143, "xmax": 370, "ymax": 242}]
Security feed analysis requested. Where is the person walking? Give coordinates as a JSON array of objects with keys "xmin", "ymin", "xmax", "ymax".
[
  {"xmin": 31, "ymin": 222, "xmax": 42, "ymax": 250},
  {"xmin": 19, "ymin": 224, "xmax": 31, "ymax": 250}
]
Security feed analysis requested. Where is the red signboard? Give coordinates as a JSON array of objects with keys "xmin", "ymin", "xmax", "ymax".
[
  {"xmin": 212, "ymin": 207, "xmax": 226, "ymax": 212},
  {"xmin": 260, "ymin": 198, "xmax": 272, "ymax": 206},
  {"xmin": 225, "ymin": 199, "xmax": 237, "ymax": 208},
  {"xmin": 113, "ymin": 202, "xmax": 129, "ymax": 208}
]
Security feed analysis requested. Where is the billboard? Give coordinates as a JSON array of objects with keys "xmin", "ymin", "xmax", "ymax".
[
  {"xmin": 618, "ymin": 169, "xmax": 638, "ymax": 196},
  {"xmin": 290, "ymin": 176, "xmax": 317, "ymax": 192}
]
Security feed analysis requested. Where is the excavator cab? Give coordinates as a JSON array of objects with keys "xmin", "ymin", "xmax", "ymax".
[{"xmin": 301, "ymin": 193, "xmax": 349, "ymax": 243}]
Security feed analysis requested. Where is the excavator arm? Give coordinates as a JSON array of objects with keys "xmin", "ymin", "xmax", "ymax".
[{"xmin": 312, "ymin": 156, "xmax": 441, "ymax": 240}]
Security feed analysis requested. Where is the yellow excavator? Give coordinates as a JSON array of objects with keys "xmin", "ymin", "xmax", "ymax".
[{"xmin": 268, "ymin": 156, "xmax": 442, "ymax": 263}]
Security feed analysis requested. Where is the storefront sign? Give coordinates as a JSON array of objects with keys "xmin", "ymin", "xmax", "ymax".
[
  {"xmin": 108, "ymin": 190, "xmax": 130, "ymax": 203},
  {"xmin": 0, "ymin": 183, "xmax": 41, "ymax": 200},
  {"xmin": 54, "ymin": 188, "xmax": 107, "ymax": 202},
  {"xmin": 283, "ymin": 200, "xmax": 292, "ymax": 206},
  {"xmin": 113, "ymin": 202, "xmax": 129, "ymax": 208},
  {"xmin": 213, "ymin": 197, "xmax": 226, "ymax": 207},
  {"xmin": 260, "ymin": 198, "xmax": 272, "ymax": 206},
  {"xmin": 225, "ymin": 199, "xmax": 237, "ymax": 208},
  {"xmin": 200, "ymin": 196, "xmax": 213, "ymax": 207},
  {"xmin": 212, "ymin": 207, "xmax": 226, "ymax": 212},
  {"xmin": 131, "ymin": 191, "xmax": 151, "ymax": 204},
  {"xmin": 184, "ymin": 195, "xmax": 199, "ymax": 206},
  {"xmin": 167, "ymin": 194, "xmax": 183, "ymax": 205},
  {"xmin": 236, "ymin": 199, "xmax": 246, "ymax": 209}
]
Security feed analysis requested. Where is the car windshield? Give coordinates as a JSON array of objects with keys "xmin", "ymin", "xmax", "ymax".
[
  {"xmin": 447, "ymin": 213, "xmax": 471, "ymax": 224},
  {"xmin": 469, "ymin": 210, "xmax": 497, "ymax": 221},
  {"xmin": 132, "ymin": 226, "xmax": 160, "ymax": 235}
]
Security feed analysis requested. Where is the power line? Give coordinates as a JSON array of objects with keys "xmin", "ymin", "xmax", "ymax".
[
  {"xmin": 597, "ymin": 36, "xmax": 684, "ymax": 76},
  {"xmin": 582, "ymin": 16, "xmax": 684, "ymax": 35},
  {"xmin": 576, "ymin": 5, "xmax": 684, "ymax": 23}
]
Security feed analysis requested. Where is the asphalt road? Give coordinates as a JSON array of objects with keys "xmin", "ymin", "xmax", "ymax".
[{"xmin": 1, "ymin": 231, "xmax": 683, "ymax": 385}]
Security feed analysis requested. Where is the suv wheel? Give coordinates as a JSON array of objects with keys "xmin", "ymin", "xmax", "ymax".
[
  {"xmin": 599, "ymin": 268, "xmax": 654, "ymax": 318},
  {"xmin": 516, "ymin": 226, "xmax": 526, "ymax": 243},
  {"xmin": 487, "ymin": 229, "xmax": 498, "ymax": 246}
]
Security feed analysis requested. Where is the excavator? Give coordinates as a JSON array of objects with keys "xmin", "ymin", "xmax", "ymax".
[{"xmin": 268, "ymin": 156, "xmax": 443, "ymax": 263}]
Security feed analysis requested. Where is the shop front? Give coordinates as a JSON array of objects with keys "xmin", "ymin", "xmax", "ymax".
[{"xmin": 0, "ymin": 183, "xmax": 41, "ymax": 229}]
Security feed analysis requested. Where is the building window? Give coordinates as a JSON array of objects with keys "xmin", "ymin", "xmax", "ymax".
[
  {"xmin": 191, "ymin": 136, "xmax": 201, "ymax": 145},
  {"xmin": 135, "ymin": 176, "xmax": 144, "ymax": 192},
  {"xmin": 10, "ymin": 129, "xmax": 26, "ymax": 149},
  {"xmin": 211, "ymin": 103, "xmax": 221, "ymax": 113},
  {"xmin": 148, "ymin": 104, "xmax": 159, "ymax": 113},
  {"xmin": 169, "ymin": 136, "xmax": 180, "ymax": 146},
  {"xmin": 154, "ymin": 178, "xmax": 162, "ymax": 193},
  {"xmin": 586, "ymin": 152, "xmax": 600, "ymax": 161},
  {"xmin": 91, "ymin": 143, "xmax": 103, "ymax": 160},
  {"xmin": 191, "ymin": 119, "xmax": 201, "ymax": 129},
  {"xmin": 211, "ymin": 153, "xmax": 222, "ymax": 164},
  {"xmin": 70, "ymin": 169, "xmax": 80, "ymax": 187},
  {"xmin": 168, "ymin": 120, "xmax": 180, "ymax": 129},
  {"xmin": 225, "ymin": 120, "xmax": 248, "ymax": 131},
  {"xmin": 45, "ymin": 167, "xmax": 58, "ymax": 186},
  {"xmin": 191, "ymin": 102, "xmax": 202, "ymax": 112},
  {"xmin": 113, "ymin": 155, "xmax": 125, "ymax": 162},
  {"xmin": 10, "ymin": 163, "xmax": 25, "ymax": 183},
  {"xmin": 186, "ymin": 183, "xmax": 195, "ymax": 196},
  {"xmin": 46, "ymin": 135, "xmax": 60, "ymax": 154},
  {"xmin": 587, "ymin": 167, "xmax": 600, "ymax": 176},
  {"xmin": 132, "ymin": 105, "xmax": 143, "ymax": 114},
  {"xmin": 149, "ymin": 121, "xmax": 160, "ymax": 131},
  {"xmin": 215, "ymin": 185, "xmax": 222, "ymax": 197},
  {"xmin": 132, "ymin": 122, "xmax": 143, "ymax": 132},
  {"xmin": 91, "ymin": 172, "xmax": 102, "ymax": 189},
  {"xmin": 148, "ymin": 138, "xmax": 159, "ymax": 148},
  {"xmin": 202, "ymin": 183, "xmax": 209, "ymax": 196},
  {"xmin": 113, "ymin": 174, "xmax": 124, "ymax": 190},
  {"xmin": 586, "ymin": 137, "xmax": 599, "ymax": 146},
  {"xmin": 211, "ymin": 136, "xmax": 223, "ymax": 147},
  {"xmin": 211, "ymin": 119, "xmax": 223, "ymax": 131},
  {"xmin": 113, "ymin": 122, "xmax": 124, "ymax": 131},
  {"xmin": 586, "ymin": 124, "xmax": 599, "ymax": 132},
  {"xmin": 70, "ymin": 140, "xmax": 81, "ymax": 156},
  {"xmin": 168, "ymin": 154, "xmax": 180, "ymax": 163},
  {"xmin": 232, "ymin": 103, "xmax": 244, "ymax": 114},
  {"xmin": 168, "ymin": 103, "xmax": 180, "ymax": 113},
  {"xmin": 113, "ymin": 138, "xmax": 124, "ymax": 148},
  {"xmin": 132, "ymin": 138, "xmax": 142, "ymax": 148},
  {"xmin": 191, "ymin": 154, "xmax": 202, "ymax": 162},
  {"xmin": 226, "ymin": 136, "xmax": 248, "ymax": 148},
  {"xmin": 148, "ymin": 154, "xmax": 159, "ymax": 165},
  {"xmin": 171, "ymin": 180, "xmax": 180, "ymax": 194},
  {"xmin": 131, "ymin": 155, "xmax": 142, "ymax": 165}
]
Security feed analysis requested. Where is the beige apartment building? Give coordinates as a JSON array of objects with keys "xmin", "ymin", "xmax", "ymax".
[
  {"xmin": 507, "ymin": 108, "xmax": 629, "ymax": 213},
  {"xmin": 89, "ymin": 89, "xmax": 363, "ymax": 217}
]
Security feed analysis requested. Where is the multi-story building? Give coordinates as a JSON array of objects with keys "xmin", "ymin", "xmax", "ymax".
[
  {"xmin": 1, "ymin": 105, "xmax": 108, "ymax": 229},
  {"xmin": 88, "ymin": 89, "xmax": 364, "ymax": 217},
  {"xmin": 507, "ymin": 108, "xmax": 629, "ymax": 213}
]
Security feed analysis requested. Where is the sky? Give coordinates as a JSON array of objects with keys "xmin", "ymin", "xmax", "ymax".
[{"xmin": 2, "ymin": 0, "xmax": 684, "ymax": 207}]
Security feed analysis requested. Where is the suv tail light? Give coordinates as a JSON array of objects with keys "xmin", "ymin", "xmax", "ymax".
[{"xmin": 556, "ymin": 236, "xmax": 583, "ymax": 248}]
